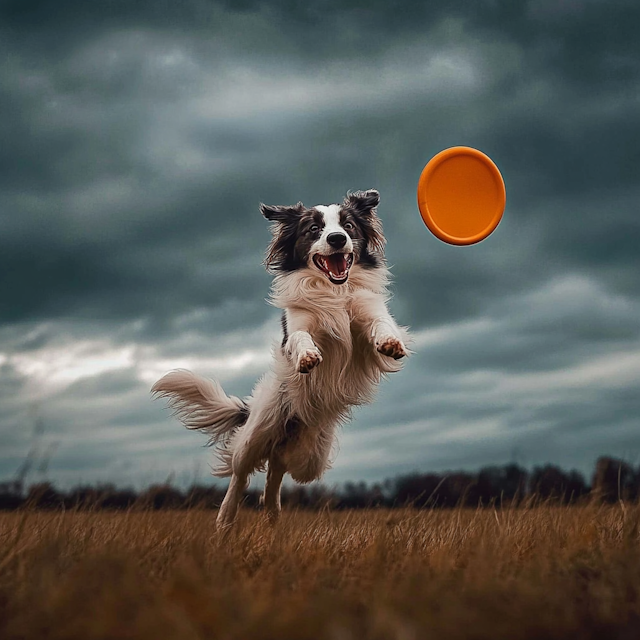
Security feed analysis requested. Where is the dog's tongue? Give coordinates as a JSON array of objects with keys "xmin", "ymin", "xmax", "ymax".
[{"xmin": 327, "ymin": 253, "xmax": 347, "ymax": 275}]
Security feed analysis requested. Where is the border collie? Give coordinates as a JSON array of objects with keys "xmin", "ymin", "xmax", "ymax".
[{"xmin": 152, "ymin": 189, "xmax": 409, "ymax": 529}]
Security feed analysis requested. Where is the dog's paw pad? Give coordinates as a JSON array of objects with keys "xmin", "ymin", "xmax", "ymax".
[
  {"xmin": 376, "ymin": 337, "xmax": 407, "ymax": 360},
  {"xmin": 298, "ymin": 350, "xmax": 322, "ymax": 373}
]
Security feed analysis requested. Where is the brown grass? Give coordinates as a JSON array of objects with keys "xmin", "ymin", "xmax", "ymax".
[{"xmin": 1, "ymin": 503, "xmax": 639, "ymax": 639}]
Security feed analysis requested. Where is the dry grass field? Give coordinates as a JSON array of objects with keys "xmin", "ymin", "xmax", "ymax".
[{"xmin": 1, "ymin": 504, "xmax": 639, "ymax": 639}]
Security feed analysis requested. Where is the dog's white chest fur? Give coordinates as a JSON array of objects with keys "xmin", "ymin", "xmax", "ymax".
[{"xmin": 270, "ymin": 267, "xmax": 405, "ymax": 433}]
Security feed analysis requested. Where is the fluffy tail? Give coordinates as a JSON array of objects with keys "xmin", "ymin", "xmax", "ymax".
[{"xmin": 151, "ymin": 369, "xmax": 249, "ymax": 447}]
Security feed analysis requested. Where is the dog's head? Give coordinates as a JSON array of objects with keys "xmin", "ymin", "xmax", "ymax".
[{"xmin": 261, "ymin": 190, "xmax": 385, "ymax": 284}]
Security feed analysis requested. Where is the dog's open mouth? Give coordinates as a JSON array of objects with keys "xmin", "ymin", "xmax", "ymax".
[{"xmin": 313, "ymin": 253, "xmax": 353, "ymax": 284}]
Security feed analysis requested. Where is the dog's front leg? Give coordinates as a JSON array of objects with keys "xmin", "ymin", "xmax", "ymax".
[
  {"xmin": 284, "ymin": 309, "xmax": 322, "ymax": 373},
  {"xmin": 372, "ymin": 317, "xmax": 408, "ymax": 360},
  {"xmin": 351, "ymin": 292, "xmax": 408, "ymax": 360}
]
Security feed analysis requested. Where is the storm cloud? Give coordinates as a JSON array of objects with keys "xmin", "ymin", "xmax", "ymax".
[{"xmin": 1, "ymin": 0, "xmax": 639, "ymax": 488}]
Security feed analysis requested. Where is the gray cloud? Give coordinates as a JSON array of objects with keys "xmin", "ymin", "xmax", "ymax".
[{"xmin": 1, "ymin": 0, "xmax": 639, "ymax": 488}]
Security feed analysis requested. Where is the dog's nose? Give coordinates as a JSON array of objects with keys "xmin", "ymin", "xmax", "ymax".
[{"xmin": 327, "ymin": 233, "xmax": 347, "ymax": 249}]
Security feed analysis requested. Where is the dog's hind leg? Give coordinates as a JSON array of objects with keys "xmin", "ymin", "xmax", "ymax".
[
  {"xmin": 216, "ymin": 472, "xmax": 249, "ymax": 531},
  {"xmin": 216, "ymin": 436, "xmax": 263, "ymax": 531},
  {"xmin": 263, "ymin": 457, "xmax": 286, "ymax": 524},
  {"xmin": 216, "ymin": 373, "xmax": 283, "ymax": 531}
]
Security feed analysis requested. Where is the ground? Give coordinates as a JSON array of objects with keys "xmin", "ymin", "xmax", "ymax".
[{"xmin": 1, "ymin": 504, "xmax": 639, "ymax": 639}]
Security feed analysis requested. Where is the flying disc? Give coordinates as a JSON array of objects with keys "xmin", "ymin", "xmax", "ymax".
[{"xmin": 417, "ymin": 146, "xmax": 506, "ymax": 245}]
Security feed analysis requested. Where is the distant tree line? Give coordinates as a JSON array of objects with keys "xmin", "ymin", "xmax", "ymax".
[{"xmin": 0, "ymin": 456, "xmax": 639, "ymax": 511}]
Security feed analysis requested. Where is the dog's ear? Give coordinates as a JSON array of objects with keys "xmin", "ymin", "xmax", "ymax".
[
  {"xmin": 262, "ymin": 202, "xmax": 305, "ymax": 273},
  {"xmin": 343, "ymin": 189, "xmax": 385, "ymax": 256},
  {"xmin": 260, "ymin": 202, "xmax": 305, "ymax": 223},
  {"xmin": 343, "ymin": 189, "xmax": 380, "ymax": 216}
]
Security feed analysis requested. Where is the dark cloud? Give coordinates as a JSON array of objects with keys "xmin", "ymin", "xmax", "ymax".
[{"xmin": 0, "ymin": 0, "xmax": 639, "ymax": 487}]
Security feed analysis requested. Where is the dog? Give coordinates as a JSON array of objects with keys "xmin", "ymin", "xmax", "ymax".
[{"xmin": 152, "ymin": 189, "xmax": 409, "ymax": 529}]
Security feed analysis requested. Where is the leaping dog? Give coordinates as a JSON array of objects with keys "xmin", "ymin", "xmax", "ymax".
[{"xmin": 152, "ymin": 189, "xmax": 409, "ymax": 529}]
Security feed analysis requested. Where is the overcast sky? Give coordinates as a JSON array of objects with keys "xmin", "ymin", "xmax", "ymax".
[{"xmin": 1, "ymin": 0, "xmax": 639, "ymax": 490}]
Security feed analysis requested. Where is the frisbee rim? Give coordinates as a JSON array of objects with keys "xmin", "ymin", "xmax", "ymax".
[{"xmin": 417, "ymin": 146, "xmax": 506, "ymax": 246}]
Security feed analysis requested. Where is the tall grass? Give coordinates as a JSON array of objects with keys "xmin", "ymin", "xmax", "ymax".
[{"xmin": 1, "ymin": 503, "xmax": 639, "ymax": 639}]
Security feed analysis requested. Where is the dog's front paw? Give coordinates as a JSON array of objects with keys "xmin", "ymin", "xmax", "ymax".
[
  {"xmin": 376, "ymin": 337, "xmax": 407, "ymax": 360},
  {"xmin": 298, "ymin": 349, "xmax": 322, "ymax": 373}
]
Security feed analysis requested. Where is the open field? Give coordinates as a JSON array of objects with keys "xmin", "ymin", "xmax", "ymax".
[{"xmin": 1, "ymin": 504, "xmax": 639, "ymax": 639}]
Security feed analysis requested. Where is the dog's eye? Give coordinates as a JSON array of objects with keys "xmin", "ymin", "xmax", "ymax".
[
  {"xmin": 309, "ymin": 225, "xmax": 319, "ymax": 233},
  {"xmin": 343, "ymin": 221, "xmax": 355, "ymax": 230}
]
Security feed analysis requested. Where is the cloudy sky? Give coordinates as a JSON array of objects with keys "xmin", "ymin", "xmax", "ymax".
[{"xmin": 1, "ymin": 0, "xmax": 639, "ymax": 490}]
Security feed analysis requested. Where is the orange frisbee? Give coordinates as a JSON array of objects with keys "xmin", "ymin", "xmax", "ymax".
[{"xmin": 417, "ymin": 146, "xmax": 506, "ymax": 245}]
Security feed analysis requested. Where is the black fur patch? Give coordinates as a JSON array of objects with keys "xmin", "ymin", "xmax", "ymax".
[
  {"xmin": 262, "ymin": 204, "xmax": 325, "ymax": 272},
  {"xmin": 344, "ymin": 189, "xmax": 380, "ymax": 213},
  {"xmin": 284, "ymin": 415, "xmax": 302, "ymax": 440},
  {"xmin": 239, "ymin": 401, "xmax": 250, "ymax": 421},
  {"xmin": 338, "ymin": 206, "xmax": 379, "ymax": 269},
  {"xmin": 281, "ymin": 311, "xmax": 288, "ymax": 350},
  {"xmin": 341, "ymin": 189, "xmax": 385, "ymax": 268}
]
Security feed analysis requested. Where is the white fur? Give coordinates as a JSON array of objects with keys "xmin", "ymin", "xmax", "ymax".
[
  {"xmin": 312, "ymin": 204, "xmax": 354, "ymax": 256},
  {"xmin": 152, "ymin": 213, "xmax": 409, "ymax": 531}
]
